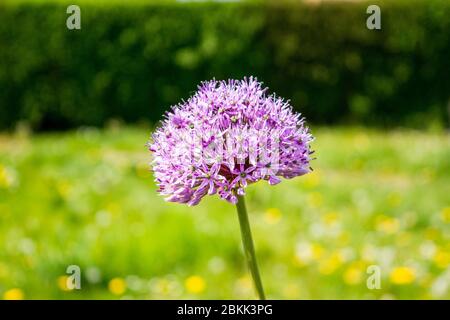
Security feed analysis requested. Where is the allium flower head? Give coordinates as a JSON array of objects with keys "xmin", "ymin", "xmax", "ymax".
[{"xmin": 148, "ymin": 77, "xmax": 314, "ymax": 206}]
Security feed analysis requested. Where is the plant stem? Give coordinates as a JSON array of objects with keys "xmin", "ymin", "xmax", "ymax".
[{"xmin": 235, "ymin": 195, "xmax": 266, "ymax": 300}]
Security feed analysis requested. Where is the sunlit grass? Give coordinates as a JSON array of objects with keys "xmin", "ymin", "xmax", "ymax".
[{"xmin": 0, "ymin": 126, "xmax": 449, "ymax": 299}]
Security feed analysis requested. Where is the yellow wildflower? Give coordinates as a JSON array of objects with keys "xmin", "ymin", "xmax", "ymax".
[
  {"xmin": 304, "ymin": 171, "xmax": 320, "ymax": 188},
  {"xmin": 433, "ymin": 249, "xmax": 450, "ymax": 269},
  {"xmin": 441, "ymin": 207, "xmax": 450, "ymax": 223},
  {"xmin": 424, "ymin": 228, "xmax": 439, "ymax": 240},
  {"xmin": 375, "ymin": 215, "xmax": 399, "ymax": 234},
  {"xmin": 283, "ymin": 284, "xmax": 300, "ymax": 299},
  {"xmin": 3, "ymin": 288, "xmax": 24, "ymax": 300},
  {"xmin": 57, "ymin": 275, "xmax": 71, "ymax": 291},
  {"xmin": 56, "ymin": 181, "xmax": 71, "ymax": 199},
  {"xmin": 307, "ymin": 192, "xmax": 323, "ymax": 208},
  {"xmin": 343, "ymin": 261, "xmax": 365, "ymax": 285},
  {"xmin": 264, "ymin": 208, "xmax": 282, "ymax": 225},
  {"xmin": 108, "ymin": 277, "xmax": 126, "ymax": 295},
  {"xmin": 387, "ymin": 193, "xmax": 402, "ymax": 207},
  {"xmin": 0, "ymin": 165, "xmax": 14, "ymax": 189},
  {"xmin": 294, "ymin": 242, "xmax": 325, "ymax": 266},
  {"xmin": 318, "ymin": 252, "xmax": 344, "ymax": 275},
  {"xmin": 390, "ymin": 267, "xmax": 416, "ymax": 285},
  {"xmin": 322, "ymin": 212, "xmax": 339, "ymax": 226},
  {"xmin": 185, "ymin": 275, "xmax": 206, "ymax": 294}
]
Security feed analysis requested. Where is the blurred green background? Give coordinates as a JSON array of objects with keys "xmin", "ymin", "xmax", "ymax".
[{"xmin": 0, "ymin": 0, "xmax": 449, "ymax": 300}]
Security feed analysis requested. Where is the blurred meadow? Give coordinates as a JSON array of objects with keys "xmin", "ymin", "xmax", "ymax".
[
  {"xmin": 1, "ymin": 0, "xmax": 450, "ymax": 300},
  {"xmin": 0, "ymin": 125, "xmax": 449, "ymax": 299}
]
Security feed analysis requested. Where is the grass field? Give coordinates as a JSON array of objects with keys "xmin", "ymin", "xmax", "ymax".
[{"xmin": 0, "ymin": 126, "xmax": 449, "ymax": 299}]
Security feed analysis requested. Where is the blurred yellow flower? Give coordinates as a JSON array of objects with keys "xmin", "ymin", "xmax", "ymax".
[
  {"xmin": 0, "ymin": 262, "xmax": 9, "ymax": 278},
  {"xmin": 343, "ymin": 267, "xmax": 362, "ymax": 285},
  {"xmin": 387, "ymin": 193, "xmax": 402, "ymax": 207},
  {"xmin": 441, "ymin": 207, "xmax": 450, "ymax": 223},
  {"xmin": 396, "ymin": 232, "xmax": 412, "ymax": 247},
  {"xmin": 418, "ymin": 274, "xmax": 433, "ymax": 289},
  {"xmin": 354, "ymin": 133, "xmax": 370, "ymax": 150},
  {"xmin": 57, "ymin": 275, "xmax": 70, "ymax": 291},
  {"xmin": 185, "ymin": 275, "xmax": 206, "ymax": 294},
  {"xmin": 322, "ymin": 212, "xmax": 339, "ymax": 226},
  {"xmin": 390, "ymin": 267, "xmax": 416, "ymax": 285},
  {"xmin": 304, "ymin": 171, "xmax": 320, "ymax": 188},
  {"xmin": 234, "ymin": 276, "xmax": 252, "ymax": 297},
  {"xmin": 433, "ymin": 249, "xmax": 450, "ymax": 269},
  {"xmin": 156, "ymin": 279, "xmax": 171, "ymax": 296},
  {"xmin": 56, "ymin": 181, "xmax": 71, "ymax": 199},
  {"xmin": 307, "ymin": 192, "xmax": 323, "ymax": 208},
  {"xmin": 312, "ymin": 244, "xmax": 325, "ymax": 260},
  {"xmin": 375, "ymin": 215, "xmax": 399, "ymax": 234},
  {"xmin": 338, "ymin": 231, "xmax": 350, "ymax": 246},
  {"xmin": 149, "ymin": 277, "xmax": 181, "ymax": 297},
  {"xmin": 295, "ymin": 242, "xmax": 325, "ymax": 266},
  {"xmin": 264, "ymin": 208, "xmax": 282, "ymax": 224},
  {"xmin": 108, "ymin": 277, "xmax": 126, "ymax": 295},
  {"xmin": 424, "ymin": 227, "xmax": 439, "ymax": 240},
  {"xmin": 236, "ymin": 276, "xmax": 252, "ymax": 290},
  {"xmin": 420, "ymin": 293, "xmax": 433, "ymax": 300},
  {"xmin": 343, "ymin": 261, "xmax": 366, "ymax": 285},
  {"xmin": 3, "ymin": 288, "xmax": 24, "ymax": 300},
  {"xmin": 318, "ymin": 252, "xmax": 344, "ymax": 275},
  {"xmin": 106, "ymin": 202, "xmax": 122, "ymax": 215},
  {"xmin": 283, "ymin": 283, "xmax": 300, "ymax": 299},
  {"xmin": 0, "ymin": 165, "xmax": 14, "ymax": 189}
]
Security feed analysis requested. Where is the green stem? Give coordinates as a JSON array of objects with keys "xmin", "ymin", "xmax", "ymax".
[{"xmin": 235, "ymin": 195, "xmax": 266, "ymax": 300}]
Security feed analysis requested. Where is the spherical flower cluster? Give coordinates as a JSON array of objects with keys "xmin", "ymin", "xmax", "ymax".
[{"xmin": 148, "ymin": 77, "xmax": 314, "ymax": 206}]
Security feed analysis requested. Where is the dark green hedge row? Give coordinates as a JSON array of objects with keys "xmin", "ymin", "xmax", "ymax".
[{"xmin": 0, "ymin": 1, "xmax": 449, "ymax": 130}]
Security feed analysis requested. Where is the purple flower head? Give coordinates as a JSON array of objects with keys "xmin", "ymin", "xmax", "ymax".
[{"xmin": 148, "ymin": 77, "xmax": 314, "ymax": 206}]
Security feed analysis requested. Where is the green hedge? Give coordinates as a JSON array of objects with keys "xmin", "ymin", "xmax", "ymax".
[{"xmin": 0, "ymin": 0, "xmax": 449, "ymax": 130}]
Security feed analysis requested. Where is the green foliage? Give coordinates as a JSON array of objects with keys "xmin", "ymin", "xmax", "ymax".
[
  {"xmin": 0, "ymin": 126, "xmax": 449, "ymax": 299},
  {"xmin": 0, "ymin": 1, "xmax": 449, "ymax": 129}
]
